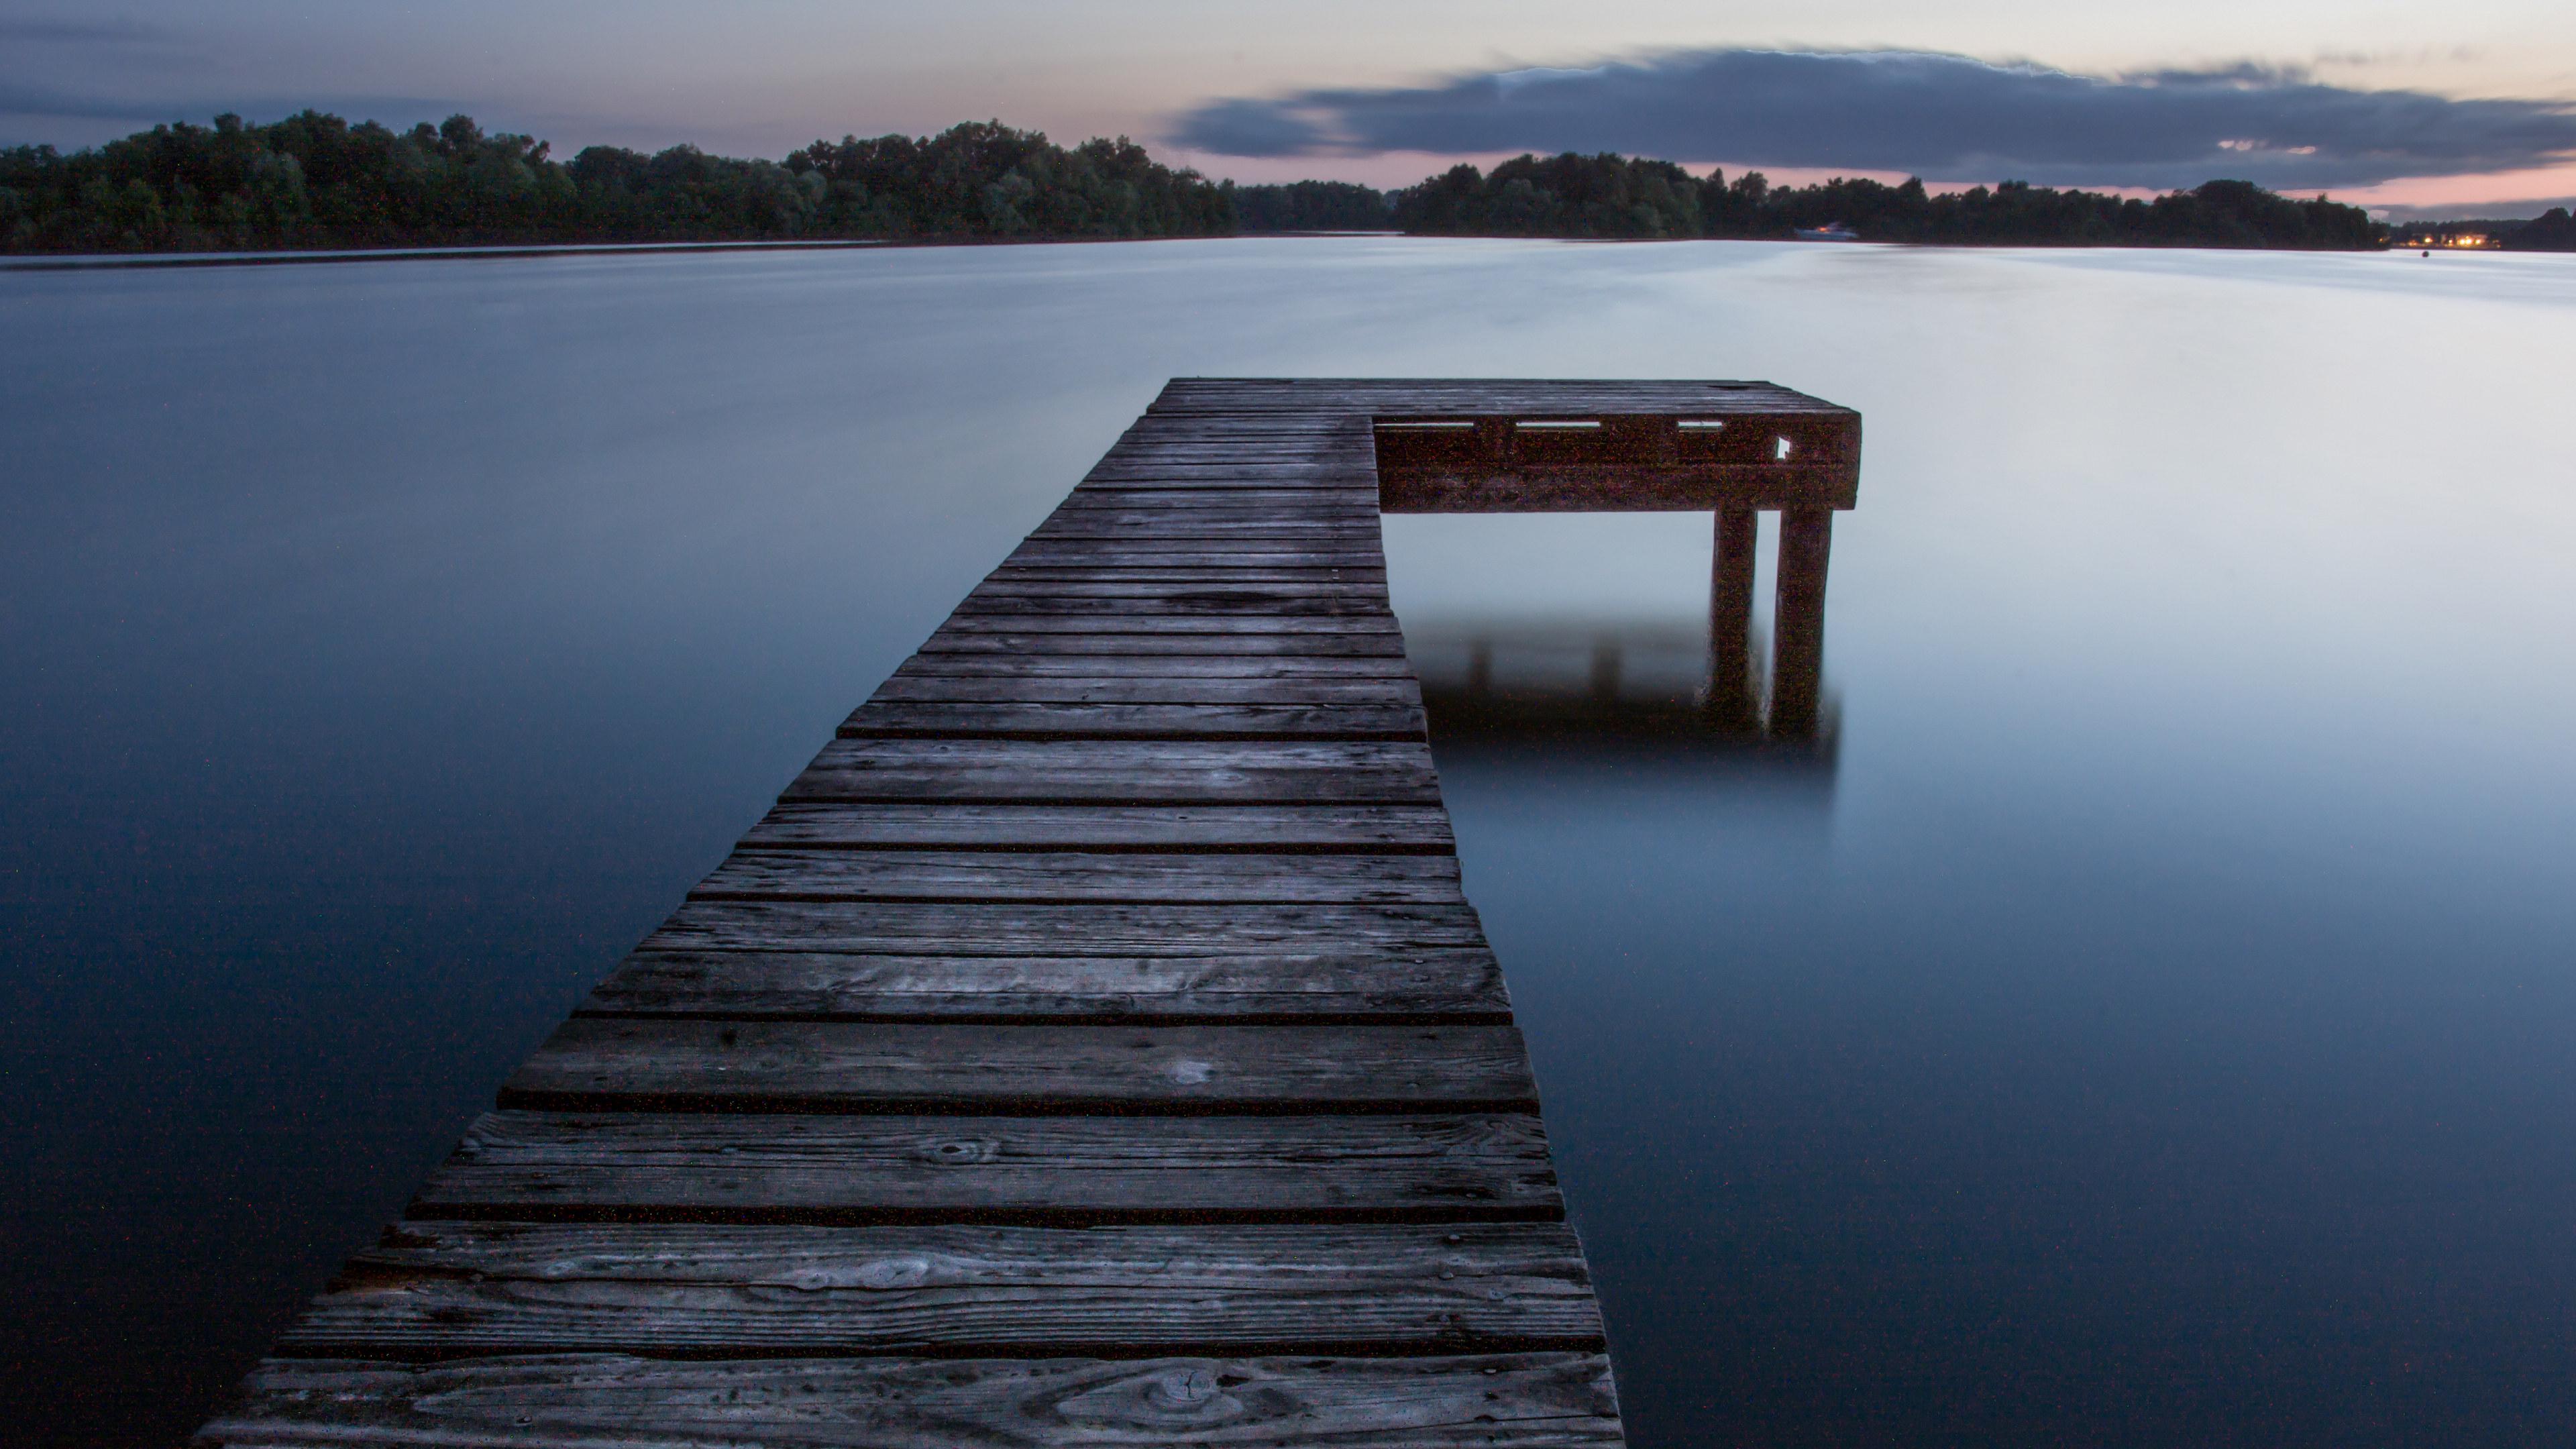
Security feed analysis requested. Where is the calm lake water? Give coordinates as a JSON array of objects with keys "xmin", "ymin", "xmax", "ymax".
[{"xmin": 5, "ymin": 238, "xmax": 2573, "ymax": 1446}]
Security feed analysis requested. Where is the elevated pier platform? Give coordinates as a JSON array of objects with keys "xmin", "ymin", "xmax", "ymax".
[{"xmin": 199, "ymin": 379, "xmax": 1858, "ymax": 1446}]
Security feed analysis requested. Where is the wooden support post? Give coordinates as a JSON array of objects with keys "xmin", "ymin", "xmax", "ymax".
[
  {"xmin": 1707, "ymin": 506, "xmax": 1760, "ymax": 733},
  {"xmin": 1770, "ymin": 506, "xmax": 1832, "ymax": 737}
]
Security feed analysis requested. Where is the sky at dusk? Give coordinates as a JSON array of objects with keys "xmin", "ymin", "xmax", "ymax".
[{"xmin": 5, "ymin": 1, "xmax": 2575, "ymax": 215}]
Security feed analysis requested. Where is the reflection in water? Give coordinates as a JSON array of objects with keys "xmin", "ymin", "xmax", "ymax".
[
  {"xmin": 1411, "ymin": 618, "xmax": 1839, "ymax": 782},
  {"xmin": 1409, "ymin": 504, "xmax": 1837, "ymax": 762}
]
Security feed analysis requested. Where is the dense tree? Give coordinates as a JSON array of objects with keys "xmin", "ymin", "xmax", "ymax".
[
  {"xmin": 5, "ymin": 117, "xmax": 2442, "ymax": 255},
  {"xmin": 1233, "ymin": 180, "xmax": 1391, "ymax": 231},
  {"xmin": 2512, "ymin": 208, "xmax": 2576, "ymax": 250},
  {"xmin": 1389, "ymin": 154, "xmax": 2387, "ymax": 250},
  {"xmin": 1395, "ymin": 154, "xmax": 1703, "ymax": 237},
  {"xmin": 0, "ymin": 113, "xmax": 1230, "ymax": 252}
]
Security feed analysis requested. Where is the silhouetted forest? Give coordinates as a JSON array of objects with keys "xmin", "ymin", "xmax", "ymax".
[
  {"xmin": 2517, "ymin": 209, "xmax": 2576, "ymax": 249},
  {"xmin": 1391, "ymin": 154, "xmax": 2387, "ymax": 248},
  {"xmin": 1232, "ymin": 181, "xmax": 1395, "ymax": 231},
  {"xmin": 0, "ymin": 112, "xmax": 1231, "ymax": 252},
  {"xmin": 4, "ymin": 113, "xmax": 2477, "ymax": 255},
  {"xmin": 2390, "ymin": 209, "xmax": 2576, "ymax": 251}
]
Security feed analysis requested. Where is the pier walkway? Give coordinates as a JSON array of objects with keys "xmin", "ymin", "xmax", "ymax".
[{"xmin": 199, "ymin": 379, "xmax": 1858, "ymax": 1447}]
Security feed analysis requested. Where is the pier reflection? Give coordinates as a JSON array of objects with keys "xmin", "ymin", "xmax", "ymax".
[{"xmin": 1408, "ymin": 616, "xmax": 1839, "ymax": 784}]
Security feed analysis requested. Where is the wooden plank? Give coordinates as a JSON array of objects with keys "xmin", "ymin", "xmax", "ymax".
[
  {"xmin": 688, "ymin": 849, "xmax": 1464, "ymax": 904},
  {"xmin": 500, "ymin": 1019, "xmax": 1538, "ymax": 1113},
  {"xmin": 1030, "ymin": 521, "xmax": 1383, "ymax": 538},
  {"xmin": 642, "ymin": 900, "xmax": 1489, "ymax": 955},
  {"xmin": 1002, "ymin": 551, "xmax": 1391, "ymax": 571},
  {"xmin": 861, "ymin": 672, "xmax": 1420, "ymax": 704},
  {"xmin": 986, "ymin": 565, "xmax": 1390, "ymax": 583},
  {"xmin": 894, "ymin": 653, "xmax": 1420, "ymax": 678},
  {"xmin": 1077, "ymin": 478, "xmax": 1378, "ymax": 492},
  {"xmin": 276, "ymin": 1221, "xmax": 1605, "ymax": 1356},
  {"xmin": 1006, "ymin": 539, "xmax": 1386, "ymax": 560},
  {"xmin": 1095, "ymin": 445, "xmax": 1368, "ymax": 457},
  {"xmin": 933, "ymin": 612, "xmax": 1399, "ymax": 633},
  {"xmin": 963, "ymin": 578, "xmax": 1391, "ymax": 600},
  {"xmin": 411, "ymin": 1110, "xmax": 1560, "ymax": 1223},
  {"xmin": 783, "ymin": 739, "xmax": 1442, "ymax": 804},
  {"xmin": 205, "ymin": 1352, "xmax": 1626, "ymax": 1448},
  {"xmin": 739, "ymin": 802, "xmax": 1455, "ymax": 851},
  {"xmin": 1381, "ymin": 464, "xmax": 1859, "ymax": 513},
  {"xmin": 580, "ymin": 946, "xmax": 1507, "ymax": 1020},
  {"xmin": 1062, "ymin": 486, "xmax": 1379, "ymax": 502},
  {"xmin": 949, "ymin": 596, "xmax": 1398, "ymax": 620},
  {"xmin": 1033, "ymin": 513, "xmax": 1381, "ymax": 530},
  {"xmin": 915, "ymin": 632, "xmax": 1408, "ymax": 657},
  {"xmin": 839, "ymin": 700, "xmax": 1424, "ymax": 739}
]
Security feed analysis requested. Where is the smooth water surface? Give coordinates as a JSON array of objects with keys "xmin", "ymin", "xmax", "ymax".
[{"xmin": 4, "ymin": 239, "xmax": 2573, "ymax": 1446}]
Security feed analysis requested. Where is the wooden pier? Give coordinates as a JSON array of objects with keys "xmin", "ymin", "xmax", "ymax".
[{"xmin": 198, "ymin": 379, "xmax": 1858, "ymax": 1447}]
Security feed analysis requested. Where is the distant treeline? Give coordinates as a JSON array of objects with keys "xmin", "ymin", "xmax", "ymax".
[
  {"xmin": 1379, "ymin": 153, "xmax": 2385, "ymax": 248},
  {"xmin": 17, "ymin": 111, "xmax": 2563, "ymax": 256},
  {"xmin": 1232, "ymin": 180, "xmax": 1395, "ymax": 231},
  {"xmin": 0, "ymin": 112, "xmax": 1230, "ymax": 252},
  {"xmin": 2389, "ymin": 210, "xmax": 2576, "ymax": 251}
]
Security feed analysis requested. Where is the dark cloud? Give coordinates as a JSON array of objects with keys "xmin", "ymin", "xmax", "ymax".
[{"xmin": 1171, "ymin": 49, "xmax": 2576, "ymax": 191}]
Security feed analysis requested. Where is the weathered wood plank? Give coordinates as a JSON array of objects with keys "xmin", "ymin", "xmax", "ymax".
[
  {"xmin": 1006, "ymin": 541, "xmax": 1386, "ymax": 564},
  {"xmin": 894, "ymin": 653, "xmax": 1420, "ymax": 678},
  {"xmin": 642, "ymin": 900, "xmax": 1489, "ymax": 956},
  {"xmin": 963, "ymin": 578, "xmax": 1391, "ymax": 601},
  {"xmin": 949, "ymin": 596, "xmax": 1399, "ymax": 620},
  {"xmin": 412, "ymin": 1110, "xmax": 1560, "ymax": 1223},
  {"xmin": 840, "ymin": 700, "xmax": 1425, "ymax": 739},
  {"xmin": 739, "ymin": 801, "xmax": 1456, "ymax": 851},
  {"xmin": 501, "ymin": 1019, "xmax": 1538, "ymax": 1113},
  {"xmin": 1032, "ymin": 517, "xmax": 1383, "ymax": 534},
  {"xmin": 581, "ymin": 946, "xmax": 1507, "ymax": 1020},
  {"xmin": 690, "ymin": 849, "xmax": 1464, "ymax": 904},
  {"xmin": 783, "ymin": 738, "xmax": 1442, "ymax": 804},
  {"xmin": 861, "ymin": 672, "xmax": 1420, "ymax": 704},
  {"xmin": 986, "ymin": 564, "xmax": 1389, "ymax": 582},
  {"xmin": 203, "ymin": 1352, "xmax": 1626, "ymax": 1448},
  {"xmin": 1062, "ymin": 486, "xmax": 1379, "ymax": 502},
  {"xmin": 1381, "ymin": 464, "xmax": 1859, "ymax": 513},
  {"xmin": 277, "ymin": 1221, "xmax": 1603, "ymax": 1356},
  {"xmin": 1032, "ymin": 515, "xmax": 1382, "ymax": 531},
  {"xmin": 916, "ymin": 632, "xmax": 1409, "ymax": 657},
  {"xmin": 934, "ymin": 612, "xmax": 1399, "ymax": 633}
]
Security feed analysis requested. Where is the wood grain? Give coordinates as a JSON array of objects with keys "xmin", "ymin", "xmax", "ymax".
[
  {"xmin": 412, "ymin": 1110, "xmax": 1561, "ymax": 1223},
  {"xmin": 501, "ymin": 1018, "xmax": 1540, "ymax": 1114},
  {"xmin": 580, "ymin": 946, "xmax": 1509, "ymax": 1021},
  {"xmin": 688, "ymin": 849, "xmax": 1465, "ymax": 904},
  {"xmin": 637, "ymin": 899, "xmax": 1491, "ymax": 955},
  {"xmin": 278, "ymin": 1221, "xmax": 1605, "ymax": 1356},
  {"xmin": 782, "ymin": 738, "xmax": 1443, "ymax": 804},
  {"xmin": 738, "ymin": 801, "xmax": 1456, "ymax": 851},
  {"xmin": 205, "ymin": 1352, "xmax": 1625, "ymax": 1447}
]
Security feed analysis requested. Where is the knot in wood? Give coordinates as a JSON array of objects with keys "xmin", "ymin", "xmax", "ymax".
[
  {"xmin": 1148, "ymin": 1366, "xmax": 1220, "ymax": 1409},
  {"xmin": 921, "ymin": 1135, "xmax": 1000, "ymax": 1165}
]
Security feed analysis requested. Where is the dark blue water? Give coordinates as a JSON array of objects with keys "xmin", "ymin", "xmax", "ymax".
[{"xmin": 5, "ymin": 240, "xmax": 2573, "ymax": 1446}]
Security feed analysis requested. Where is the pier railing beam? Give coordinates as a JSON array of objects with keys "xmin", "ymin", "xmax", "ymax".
[
  {"xmin": 1770, "ymin": 506, "xmax": 1833, "ymax": 738},
  {"xmin": 1708, "ymin": 505, "xmax": 1761, "ymax": 733}
]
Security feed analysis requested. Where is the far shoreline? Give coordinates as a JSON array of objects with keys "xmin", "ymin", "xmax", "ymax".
[{"xmin": 15, "ymin": 229, "xmax": 2532, "ymax": 274}]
